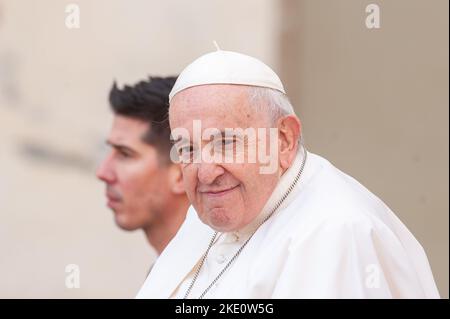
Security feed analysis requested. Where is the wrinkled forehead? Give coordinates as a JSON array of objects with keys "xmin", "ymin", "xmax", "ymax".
[{"xmin": 169, "ymin": 84, "xmax": 265, "ymax": 132}]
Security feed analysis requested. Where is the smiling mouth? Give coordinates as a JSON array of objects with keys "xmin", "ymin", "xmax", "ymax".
[{"xmin": 201, "ymin": 185, "xmax": 240, "ymax": 197}]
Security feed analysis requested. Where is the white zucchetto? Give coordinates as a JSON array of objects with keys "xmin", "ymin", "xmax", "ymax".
[{"xmin": 169, "ymin": 49, "xmax": 286, "ymax": 102}]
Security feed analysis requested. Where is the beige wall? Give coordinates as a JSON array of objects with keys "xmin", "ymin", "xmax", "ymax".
[
  {"xmin": 0, "ymin": 0, "xmax": 447, "ymax": 298},
  {"xmin": 279, "ymin": 0, "xmax": 449, "ymax": 297}
]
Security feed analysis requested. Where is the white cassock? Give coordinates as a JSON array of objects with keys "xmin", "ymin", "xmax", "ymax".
[{"xmin": 136, "ymin": 147, "xmax": 440, "ymax": 298}]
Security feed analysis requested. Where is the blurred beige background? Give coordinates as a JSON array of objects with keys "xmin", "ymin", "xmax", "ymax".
[{"xmin": 0, "ymin": 0, "xmax": 447, "ymax": 298}]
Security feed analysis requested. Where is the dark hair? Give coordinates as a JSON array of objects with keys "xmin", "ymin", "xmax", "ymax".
[{"xmin": 109, "ymin": 76, "xmax": 177, "ymax": 161}]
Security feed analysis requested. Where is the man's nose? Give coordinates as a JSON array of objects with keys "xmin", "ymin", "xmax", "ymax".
[
  {"xmin": 96, "ymin": 154, "xmax": 116, "ymax": 184},
  {"xmin": 197, "ymin": 163, "xmax": 225, "ymax": 185}
]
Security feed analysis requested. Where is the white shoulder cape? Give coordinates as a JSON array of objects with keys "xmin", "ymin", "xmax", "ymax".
[{"xmin": 136, "ymin": 150, "xmax": 440, "ymax": 298}]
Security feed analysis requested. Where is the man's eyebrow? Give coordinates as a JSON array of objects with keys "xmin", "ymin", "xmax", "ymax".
[
  {"xmin": 106, "ymin": 140, "xmax": 136, "ymax": 153},
  {"xmin": 173, "ymin": 130, "xmax": 243, "ymax": 143},
  {"xmin": 202, "ymin": 130, "xmax": 226, "ymax": 141},
  {"xmin": 212, "ymin": 130, "xmax": 243, "ymax": 139},
  {"xmin": 173, "ymin": 136, "xmax": 192, "ymax": 144}
]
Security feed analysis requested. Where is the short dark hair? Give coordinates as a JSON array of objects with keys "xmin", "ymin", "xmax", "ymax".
[{"xmin": 109, "ymin": 76, "xmax": 177, "ymax": 161}]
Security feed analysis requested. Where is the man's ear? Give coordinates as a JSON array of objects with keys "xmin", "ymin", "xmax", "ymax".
[
  {"xmin": 168, "ymin": 163, "xmax": 185, "ymax": 195},
  {"xmin": 278, "ymin": 115, "xmax": 301, "ymax": 170}
]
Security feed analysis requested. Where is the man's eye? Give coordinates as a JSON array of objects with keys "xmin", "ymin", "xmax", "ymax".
[
  {"xmin": 222, "ymin": 139, "xmax": 234, "ymax": 145},
  {"xmin": 178, "ymin": 145, "xmax": 194, "ymax": 155},
  {"xmin": 117, "ymin": 150, "xmax": 131, "ymax": 158},
  {"xmin": 216, "ymin": 139, "xmax": 235, "ymax": 150}
]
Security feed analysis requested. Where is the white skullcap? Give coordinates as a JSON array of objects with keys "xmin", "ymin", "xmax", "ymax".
[{"xmin": 169, "ymin": 49, "xmax": 286, "ymax": 102}]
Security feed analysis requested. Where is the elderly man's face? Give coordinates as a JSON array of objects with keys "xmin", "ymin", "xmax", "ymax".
[{"xmin": 169, "ymin": 85, "xmax": 281, "ymax": 232}]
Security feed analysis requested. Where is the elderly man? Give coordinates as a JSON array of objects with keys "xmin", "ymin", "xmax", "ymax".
[{"xmin": 136, "ymin": 50, "xmax": 439, "ymax": 298}]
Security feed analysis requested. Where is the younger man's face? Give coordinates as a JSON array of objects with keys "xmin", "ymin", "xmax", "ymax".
[{"xmin": 96, "ymin": 115, "xmax": 172, "ymax": 230}]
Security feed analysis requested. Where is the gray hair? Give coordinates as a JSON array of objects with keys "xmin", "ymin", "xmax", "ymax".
[
  {"xmin": 247, "ymin": 86, "xmax": 295, "ymax": 122},
  {"xmin": 247, "ymin": 86, "xmax": 303, "ymax": 144}
]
